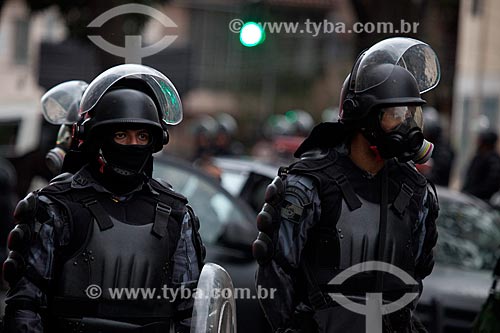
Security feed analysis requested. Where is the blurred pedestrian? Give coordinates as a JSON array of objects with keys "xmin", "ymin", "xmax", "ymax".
[
  {"xmin": 191, "ymin": 115, "xmax": 218, "ymax": 161},
  {"xmin": 0, "ymin": 157, "xmax": 17, "ymax": 268},
  {"xmin": 473, "ymin": 255, "xmax": 500, "ymax": 333},
  {"xmin": 462, "ymin": 129, "xmax": 500, "ymax": 201},
  {"xmin": 193, "ymin": 155, "xmax": 222, "ymax": 183},
  {"xmin": 212, "ymin": 113, "xmax": 244, "ymax": 156},
  {"xmin": 417, "ymin": 107, "xmax": 454, "ymax": 186}
]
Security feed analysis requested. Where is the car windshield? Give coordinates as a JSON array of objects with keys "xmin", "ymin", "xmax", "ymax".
[
  {"xmin": 153, "ymin": 160, "xmax": 250, "ymax": 245},
  {"xmin": 436, "ymin": 197, "xmax": 500, "ymax": 271},
  {"xmin": 219, "ymin": 170, "xmax": 248, "ymax": 197}
]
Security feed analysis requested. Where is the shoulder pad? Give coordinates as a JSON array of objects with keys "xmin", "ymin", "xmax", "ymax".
[
  {"xmin": 299, "ymin": 148, "xmax": 330, "ymax": 161},
  {"xmin": 294, "ymin": 175, "xmax": 315, "ymax": 191},
  {"xmin": 153, "ymin": 178, "xmax": 173, "ymax": 189},
  {"xmin": 49, "ymin": 172, "xmax": 74, "ymax": 184},
  {"xmin": 150, "ymin": 178, "xmax": 188, "ymax": 203},
  {"xmin": 281, "ymin": 176, "xmax": 316, "ymax": 224},
  {"xmin": 284, "ymin": 175, "xmax": 316, "ymax": 206},
  {"xmin": 40, "ymin": 175, "xmax": 74, "ymax": 195},
  {"xmin": 13, "ymin": 192, "xmax": 38, "ymax": 222},
  {"xmin": 289, "ymin": 149, "xmax": 338, "ymax": 174}
]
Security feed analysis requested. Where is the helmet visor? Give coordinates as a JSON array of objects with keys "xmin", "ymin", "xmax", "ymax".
[
  {"xmin": 80, "ymin": 64, "xmax": 183, "ymax": 125},
  {"xmin": 379, "ymin": 105, "xmax": 423, "ymax": 133},
  {"xmin": 41, "ymin": 80, "xmax": 88, "ymax": 125},
  {"xmin": 354, "ymin": 37, "xmax": 440, "ymax": 94}
]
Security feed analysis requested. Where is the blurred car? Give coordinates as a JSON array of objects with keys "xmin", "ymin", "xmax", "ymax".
[
  {"xmin": 213, "ymin": 156, "xmax": 279, "ymax": 213},
  {"xmin": 417, "ymin": 186, "xmax": 500, "ymax": 333},
  {"xmin": 212, "ymin": 156, "xmax": 500, "ymax": 333},
  {"xmin": 152, "ymin": 155, "xmax": 271, "ymax": 333}
]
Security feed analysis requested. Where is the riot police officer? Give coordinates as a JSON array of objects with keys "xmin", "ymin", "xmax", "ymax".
[
  {"xmin": 253, "ymin": 38, "xmax": 440, "ymax": 333},
  {"xmin": 3, "ymin": 64, "xmax": 205, "ymax": 333}
]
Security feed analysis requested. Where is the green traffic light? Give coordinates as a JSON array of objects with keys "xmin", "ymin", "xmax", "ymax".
[{"xmin": 239, "ymin": 22, "xmax": 265, "ymax": 47}]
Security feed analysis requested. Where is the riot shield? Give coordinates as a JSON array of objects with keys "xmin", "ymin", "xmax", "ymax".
[{"xmin": 190, "ymin": 263, "xmax": 237, "ymax": 333}]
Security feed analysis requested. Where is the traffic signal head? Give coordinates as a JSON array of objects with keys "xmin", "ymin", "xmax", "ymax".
[{"xmin": 239, "ymin": 22, "xmax": 265, "ymax": 47}]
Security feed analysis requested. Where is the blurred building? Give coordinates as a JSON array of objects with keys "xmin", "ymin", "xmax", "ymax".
[
  {"xmin": 451, "ymin": 0, "xmax": 500, "ymax": 188},
  {"xmin": 0, "ymin": 0, "xmax": 461, "ymax": 160},
  {"xmin": 0, "ymin": 0, "xmax": 64, "ymax": 158}
]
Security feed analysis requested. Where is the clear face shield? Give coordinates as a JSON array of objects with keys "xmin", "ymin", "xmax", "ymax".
[
  {"xmin": 79, "ymin": 64, "xmax": 183, "ymax": 126},
  {"xmin": 353, "ymin": 37, "xmax": 440, "ymax": 95},
  {"xmin": 41, "ymin": 80, "xmax": 89, "ymax": 175},
  {"xmin": 41, "ymin": 80, "xmax": 89, "ymax": 125}
]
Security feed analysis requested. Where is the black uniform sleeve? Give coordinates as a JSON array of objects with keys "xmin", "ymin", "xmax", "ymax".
[
  {"xmin": 414, "ymin": 186, "xmax": 439, "ymax": 280},
  {"xmin": 3, "ymin": 193, "xmax": 69, "ymax": 333},
  {"xmin": 171, "ymin": 208, "xmax": 205, "ymax": 333},
  {"xmin": 256, "ymin": 174, "xmax": 321, "ymax": 331}
]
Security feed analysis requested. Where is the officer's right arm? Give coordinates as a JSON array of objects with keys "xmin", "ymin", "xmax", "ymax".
[
  {"xmin": 3, "ymin": 193, "xmax": 66, "ymax": 333},
  {"xmin": 253, "ymin": 174, "xmax": 320, "ymax": 332},
  {"xmin": 414, "ymin": 186, "xmax": 439, "ymax": 280}
]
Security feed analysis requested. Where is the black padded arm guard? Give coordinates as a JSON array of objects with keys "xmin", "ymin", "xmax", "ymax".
[
  {"xmin": 252, "ymin": 176, "xmax": 284, "ymax": 265},
  {"xmin": 186, "ymin": 205, "xmax": 206, "ymax": 271},
  {"xmin": 3, "ymin": 193, "xmax": 38, "ymax": 285}
]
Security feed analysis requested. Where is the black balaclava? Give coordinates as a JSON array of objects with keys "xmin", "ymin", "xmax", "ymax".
[{"xmin": 89, "ymin": 125, "xmax": 155, "ymax": 195}]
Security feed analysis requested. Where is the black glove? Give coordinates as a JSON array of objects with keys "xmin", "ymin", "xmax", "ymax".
[
  {"xmin": 3, "ymin": 193, "xmax": 36, "ymax": 285},
  {"xmin": 252, "ymin": 176, "xmax": 284, "ymax": 265}
]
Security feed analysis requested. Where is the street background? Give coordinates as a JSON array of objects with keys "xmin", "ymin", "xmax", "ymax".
[{"xmin": 0, "ymin": 0, "xmax": 499, "ymax": 332}]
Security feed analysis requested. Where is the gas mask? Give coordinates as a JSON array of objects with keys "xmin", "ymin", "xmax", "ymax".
[
  {"xmin": 45, "ymin": 124, "xmax": 73, "ymax": 176},
  {"xmin": 364, "ymin": 105, "xmax": 434, "ymax": 164}
]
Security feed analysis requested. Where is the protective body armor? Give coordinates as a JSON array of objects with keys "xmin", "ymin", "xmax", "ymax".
[
  {"xmin": 287, "ymin": 149, "xmax": 427, "ymax": 298},
  {"xmin": 35, "ymin": 173, "xmax": 191, "ymax": 331}
]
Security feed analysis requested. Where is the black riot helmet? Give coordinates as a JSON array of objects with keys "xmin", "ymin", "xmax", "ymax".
[
  {"xmin": 81, "ymin": 82, "xmax": 166, "ymax": 153},
  {"xmin": 75, "ymin": 64, "xmax": 183, "ymax": 153},
  {"xmin": 340, "ymin": 64, "xmax": 425, "ymax": 125},
  {"xmin": 339, "ymin": 37, "xmax": 440, "ymax": 163}
]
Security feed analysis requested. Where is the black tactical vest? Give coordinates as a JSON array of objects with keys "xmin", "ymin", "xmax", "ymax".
[
  {"xmin": 37, "ymin": 174, "xmax": 190, "ymax": 331},
  {"xmin": 287, "ymin": 149, "xmax": 427, "ymax": 298}
]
